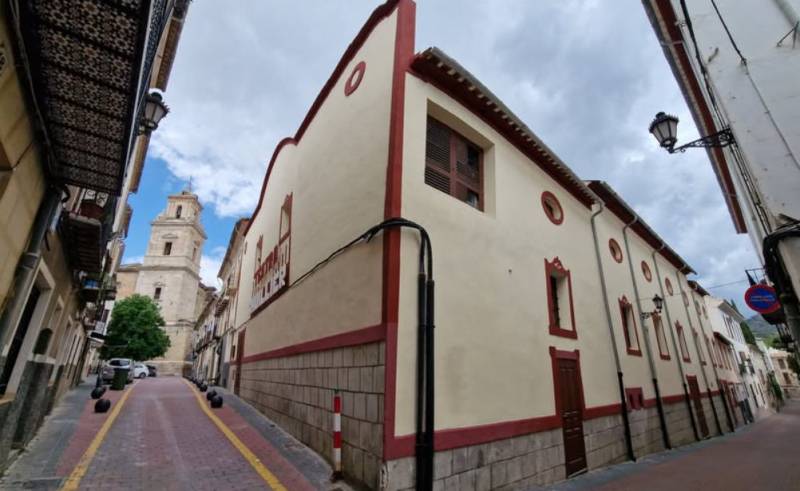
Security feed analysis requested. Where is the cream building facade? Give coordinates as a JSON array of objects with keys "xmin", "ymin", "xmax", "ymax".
[
  {"xmin": 225, "ymin": 2, "xmax": 755, "ymax": 489},
  {"xmin": 116, "ymin": 191, "xmax": 212, "ymax": 376},
  {"xmin": 769, "ymin": 348, "xmax": 800, "ymax": 399}
]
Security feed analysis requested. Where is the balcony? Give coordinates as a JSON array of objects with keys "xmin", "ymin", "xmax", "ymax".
[
  {"xmin": 14, "ymin": 0, "xmax": 173, "ymax": 195},
  {"xmin": 60, "ymin": 197, "xmax": 116, "ymax": 274},
  {"xmin": 80, "ymin": 277, "xmax": 101, "ymax": 303}
]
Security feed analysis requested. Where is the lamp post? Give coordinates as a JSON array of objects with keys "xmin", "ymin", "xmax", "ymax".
[
  {"xmin": 139, "ymin": 91, "xmax": 169, "ymax": 134},
  {"xmin": 641, "ymin": 294, "xmax": 664, "ymax": 321},
  {"xmin": 649, "ymin": 112, "xmax": 734, "ymax": 153}
]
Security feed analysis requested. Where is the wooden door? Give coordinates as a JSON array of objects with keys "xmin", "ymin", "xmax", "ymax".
[
  {"xmin": 557, "ymin": 358, "xmax": 587, "ymax": 477},
  {"xmin": 687, "ymin": 376, "xmax": 709, "ymax": 437},
  {"xmin": 723, "ymin": 381, "xmax": 738, "ymax": 425},
  {"xmin": 234, "ymin": 330, "xmax": 245, "ymax": 395}
]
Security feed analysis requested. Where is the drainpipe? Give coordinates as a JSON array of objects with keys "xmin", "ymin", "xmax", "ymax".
[
  {"xmin": 667, "ymin": 264, "xmax": 723, "ymax": 437},
  {"xmin": 678, "ymin": 276, "xmax": 735, "ymax": 432},
  {"xmin": 589, "ymin": 200, "xmax": 635, "ymax": 461},
  {"xmin": 621, "ymin": 217, "xmax": 671, "ymax": 450},
  {"xmin": 0, "ymin": 189, "xmax": 61, "ymax": 349},
  {"xmin": 651, "ymin": 245, "xmax": 700, "ymax": 442}
]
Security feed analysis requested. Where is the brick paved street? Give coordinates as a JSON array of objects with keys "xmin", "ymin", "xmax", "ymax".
[
  {"xmin": 0, "ymin": 377, "xmax": 335, "ymax": 490},
  {"xmin": 538, "ymin": 401, "xmax": 800, "ymax": 491}
]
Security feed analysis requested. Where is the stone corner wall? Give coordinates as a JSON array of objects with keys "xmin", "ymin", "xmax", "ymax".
[
  {"xmin": 384, "ymin": 427, "xmax": 566, "ymax": 491},
  {"xmin": 239, "ymin": 340, "xmax": 385, "ymax": 489}
]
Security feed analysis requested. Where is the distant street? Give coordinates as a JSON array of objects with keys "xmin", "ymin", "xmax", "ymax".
[
  {"xmin": 0, "ymin": 378, "xmax": 332, "ymax": 490},
  {"xmin": 541, "ymin": 401, "xmax": 800, "ymax": 491}
]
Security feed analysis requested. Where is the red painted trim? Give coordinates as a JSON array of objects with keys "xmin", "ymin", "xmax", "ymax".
[
  {"xmin": 541, "ymin": 191, "xmax": 564, "ymax": 225},
  {"xmin": 609, "ymin": 238, "xmax": 623, "ymax": 264},
  {"xmin": 654, "ymin": 314, "xmax": 670, "ymax": 361},
  {"xmin": 241, "ymin": 324, "xmax": 384, "ymax": 364},
  {"xmin": 344, "ymin": 61, "xmax": 366, "ymax": 96},
  {"xmin": 545, "ymin": 258, "xmax": 577, "ymax": 339},
  {"xmin": 382, "ymin": 0, "xmax": 415, "ymax": 461},
  {"xmin": 625, "ymin": 387, "xmax": 644, "ymax": 411},
  {"xmin": 619, "ymin": 296, "xmax": 642, "ymax": 356},
  {"xmin": 550, "ymin": 346, "xmax": 585, "ymax": 426},
  {"xmin": 242, "ymin": 0, "xmax": 404, "ymax": 237},
  {"xmin": 584, "ymin": 403, "xmax": 622, "ymax": 419},
  {"xmin": 641, "ymin": 260, "xmax": 653, "ymax": 282},
  {"xmin": 676, "ymin": 321, "xmax": 691, "ymax": 363},
  {"xmin": 665, "ymin": 277, "xmax": 673, "ymax": 295}
]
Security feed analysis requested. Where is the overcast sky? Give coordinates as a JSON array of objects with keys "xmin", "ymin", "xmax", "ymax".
[{"xmin": 125, "ymin": 0, "xmax": 760, "ymax": 316}]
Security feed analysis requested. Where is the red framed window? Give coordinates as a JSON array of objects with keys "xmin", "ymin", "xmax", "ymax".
[
  {"xmin": 641, "ymin": 260, "xmax": 652, "ymax": 282},
  {"xmin": 654, "ymin": 314, "xmax": 670, "ymax": 360},
  {"xmin": 694, "ymin": 329, "xmax": 706, "ymax": 365},
  {"xmin": 545, "ymin": 257, "xmax": 576, "ymax": 339},
  {"xmin": 608, "ymin": 238, "xmax": 623, "ymax": 263},
  {"xmin": 425, "ymin": 117, "xmax": 483, "ymax": 210},
  {"xmin": 676, "ymin": 322, "xmax": 691, "ymax": 362},
  {"xmin": 619, "ymin": 296, "xmax": 641, "ymax": 356},
  {"xmin": 665, "ymin": 277, "xmax": 673, "ymax": 295},
  {"xmin": 625, "ymin": 387, "xmax": 644, "ymax": 411},
  {"xmin": 541, "ymin": 191, "xmax": 564, "ymax": 225}
]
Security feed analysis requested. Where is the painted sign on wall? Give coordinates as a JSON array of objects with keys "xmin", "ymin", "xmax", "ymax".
[
  {"xmin": 250, "ymin": 194, "xmax": 292, "ymax": 313},
  {"xmin": 744, "ymin": 284, "xmax": 780, "ymax": 314}
]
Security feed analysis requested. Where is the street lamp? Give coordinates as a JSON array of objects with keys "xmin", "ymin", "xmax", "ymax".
[
  {"xmin": 140, "ymin": 91, "xmax": 169, "ymax": 134},
  {"xmin": 649, "ymin": 112, "xmax": 734, "ymax": 153},
  {"xmin": 641, "ymin": 294, "xmax": 664, "ymax": 320}
]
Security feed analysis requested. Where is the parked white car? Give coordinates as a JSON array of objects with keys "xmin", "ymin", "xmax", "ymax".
[
  {"xmin": 132, "ymin": 363, "xmax": 149, "ymax": 379},
  {"xmin": 101, "ymin": 358, "xmax": 134, "ymax": 383}
]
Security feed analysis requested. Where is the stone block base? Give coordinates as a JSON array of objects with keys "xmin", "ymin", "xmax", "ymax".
[{"xmin": 239, "ymin": 341, "xmax": 385, "ymax": 489}]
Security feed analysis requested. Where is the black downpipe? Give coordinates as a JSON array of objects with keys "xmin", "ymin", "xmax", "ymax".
[
  {"xmin": 415, "ymin": 271, "xmax": 428, "ymax": 488},
  {"xmin": 423, "ymin": 277, "xmax": 435, "ymax": 491},
  {"xmin": 682, "ymin": 382, "xmax": 700, "ymax": 441},
  {"xmin": 652, "ymin": 378, "xmax": 672, "ymax": 449},
  {"xmin": 617, "ymin": 371, "xmax": 635, "ymax": 461}
]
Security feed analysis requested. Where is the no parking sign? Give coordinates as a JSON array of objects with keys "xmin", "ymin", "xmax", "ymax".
[{"xmin": 744, "ymin": 284, "xmax": 781, "ymax": 314}]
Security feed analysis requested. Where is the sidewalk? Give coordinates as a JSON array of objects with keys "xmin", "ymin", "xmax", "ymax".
[{"xmin": 0, "ymin": 377, "xmax": 342, "ymax": 490}]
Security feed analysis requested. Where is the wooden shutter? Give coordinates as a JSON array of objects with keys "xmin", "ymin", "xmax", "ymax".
[{"xmin": 425, "ymin": 118, "xmax": 451, "ymax": 194}]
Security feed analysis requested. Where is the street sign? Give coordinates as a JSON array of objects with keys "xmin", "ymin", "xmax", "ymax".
[{"xmin": 744, "ymin": 284, "xmax": 781, "ymax": 314}]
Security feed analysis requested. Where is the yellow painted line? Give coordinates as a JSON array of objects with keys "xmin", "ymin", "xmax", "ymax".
[
  {"xmin": 182, "ymin": 379, "xmax": 287, "ymax": 491},
  {"xmin": 60, "ymin": 385, "xmax": 135, "ymax": 491}
]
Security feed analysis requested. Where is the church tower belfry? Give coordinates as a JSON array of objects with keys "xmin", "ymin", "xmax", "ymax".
[{"xmin": 133, "ymin": 190, "xmax": 210, "ymax": 375}]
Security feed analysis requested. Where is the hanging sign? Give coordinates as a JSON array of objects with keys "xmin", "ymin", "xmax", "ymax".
[{"xmin": 744, "ymin": 284, "xmax": 780, "ymax": 314}]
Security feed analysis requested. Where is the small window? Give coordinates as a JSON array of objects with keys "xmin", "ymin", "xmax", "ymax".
[
  {"xmin": 654, "ymin": 314, "xmax": 669, "ymax": 360},
  {"xmin": 192, "ymin": 247, "xmax": 197, "ymax": 261},
  {"xmin": 779, "ymin": 359, "xmax": 786, "ymax": 369},
  {"xmin": 641, "ymin": 261, "xmax": 652, "ymax": 282},
  {"xmin": 545, "ymin": 258, "xmax": 575, "ymax": 338},
  {"xmin": 682, "ymin": 292, "xmax": 689, "ymax": 306},
  {"xmin": 163, "ymin": 242, "xmax": 172, "ymax": 255},
  {"xmin": 619, "ymin": 296, "xmax": 641, "ymax": 356},
  {"xmin": 695, "ymin": 330, "xmax": 705, "ymax": 365},
  {"xmin": 424, "ymin": 117, "xmax": 483, "ymax": 210},
  {"xmin": 154, "ymin": 287, "xmax": 162, "ymax": 300},
  {"xmin": 541, "ymin": 191, "xmax": 564, "ymax": 225},
  {"xmin": 176, "ymin": 205, "xmax": 182, "ymax": 218},
  {"xmin": 608, "ymin": 238, "xmax": 623, "ymax": 263},
  {"xmin": 665, "ymin": 278, "xmax": 673, "ymax": 295},
  {"xmin": 677, "ymin": 322, "xmax": 690, "ymax": 362}
]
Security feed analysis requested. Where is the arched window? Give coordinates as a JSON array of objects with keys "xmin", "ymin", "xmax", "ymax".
[{"xmin": 176, "ymin": 205, "xmax": 182, "ymax": 218}]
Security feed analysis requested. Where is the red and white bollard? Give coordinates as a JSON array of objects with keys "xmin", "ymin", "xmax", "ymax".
[{"xmin": 332, "ymin": 390, "xmax": 342, "ymax": 480}]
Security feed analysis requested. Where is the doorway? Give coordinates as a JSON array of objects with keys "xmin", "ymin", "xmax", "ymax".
[
  {"xmin": 551, "ymin": 348, "xmax": 587, "ymax": 477},
  {"xmin": 0, "ymin": 286, "xmax": 42, "ymax": 395},
  {"xmin": 687, "ymin": 375, "xmax": 709, "ymax": 437}
]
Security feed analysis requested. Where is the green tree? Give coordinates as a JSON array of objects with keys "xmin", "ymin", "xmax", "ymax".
[
  {"xmin": 741, "ymin": 322, "xmax": 757, "ymax": 345},
  {"xmin": 100, "ymin": 294, "xmax": 170, "ymax": 361}
]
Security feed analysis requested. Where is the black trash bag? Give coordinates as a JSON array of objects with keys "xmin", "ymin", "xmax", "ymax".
[
  {"xmin": 94, "ymin": 398, "xmax": 111, "ymax": 413},
  {"xmin": 210, "ymin": 395, "xmax": 223, "ymax": 409}
]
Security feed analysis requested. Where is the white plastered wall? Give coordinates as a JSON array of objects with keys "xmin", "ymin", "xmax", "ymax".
[{"xmin": 238, "ymin": 10, "xmax": 398, "ymax": 356}]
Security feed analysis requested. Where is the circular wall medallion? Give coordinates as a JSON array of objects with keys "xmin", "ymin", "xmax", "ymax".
[
  {"xmin": 344, "ymin": 61, "xmax": 366, "ymax": 96},
  {"xmin": 641, "ymin": 260, "xmax": 652, "ymax": 282},
  {"xmin": 665, "ymin": 278, "xmax": 673, "ymax": 295},
  {"xmin": 541, "ymin": 191, "xmax": 564, "ymax": 225},
  {"xmin": 608, "ymin": 238, "xmax": 623, "ymax": 263}
]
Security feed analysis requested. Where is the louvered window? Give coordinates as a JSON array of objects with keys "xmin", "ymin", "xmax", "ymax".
[{"xmin": 425, "ymin": 117, "xmax": 483, "ymax": 210}]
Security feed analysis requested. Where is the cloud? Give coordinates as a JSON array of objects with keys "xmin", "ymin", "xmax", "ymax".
[
  {"xmin": 123, "ymin": 255, "xmax": 144, "ymax": 265},
  {"xmin": 199, "ymin": 246, "xmax": 226, "ymax": 290},
  {"xmin": 156, "ymin": 1, "xmax": 762, "ymax": 314}
]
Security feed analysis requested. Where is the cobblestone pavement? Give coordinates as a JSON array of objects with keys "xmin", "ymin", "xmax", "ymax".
[
  {"xmin": 536, "ymin": 400, "xmax": 800, "ymax": 491},
  {"xmin": 0, "ymin": 377, "xmax": 336, "ymax": 490}
]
